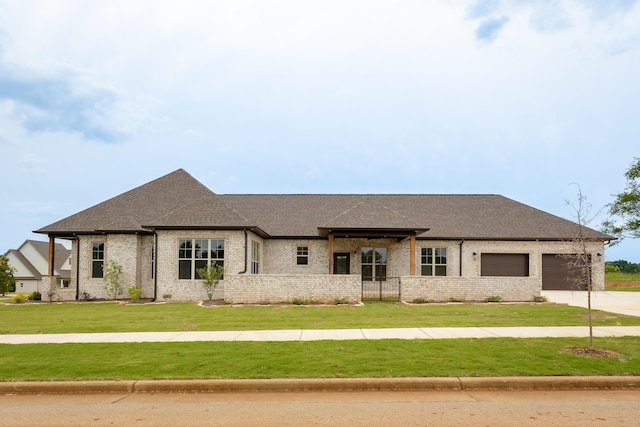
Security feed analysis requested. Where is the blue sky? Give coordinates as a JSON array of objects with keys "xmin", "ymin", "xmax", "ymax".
[{"xmin": 1, "ymin": 0, "xmax": 639, "ymax": 261}]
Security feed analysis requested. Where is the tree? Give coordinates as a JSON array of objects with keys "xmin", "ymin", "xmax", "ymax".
[
  {"xmin": 603, "ymin": 157, "xmax": 640, "ymax": 244},
  {"xmin": 197, "ymin": 263, "xmax": 224, "ymax": 301},
  {"xmin": 0, "ymin": 255, "xmax": 16, "ymax": 296},
  {"xmin": 565, "ymin": 184, "xmax": 603, "ymax": 351},
  {"xmin": 103, "ymin": 260, "xmax": 124, "ymax": 300}
]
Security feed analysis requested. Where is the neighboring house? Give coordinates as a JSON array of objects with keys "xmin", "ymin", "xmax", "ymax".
[
  {"xmin": 4, "ymin": 240, "xmax": 71, "ymax": 294},
  {"xmin": 35, "ymin": 169, "xmax": 613, "ymax": 303}
]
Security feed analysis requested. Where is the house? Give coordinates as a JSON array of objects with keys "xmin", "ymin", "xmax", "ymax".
[
  {"xmin": 4, "ymin": 240, "xmax": 71, "ymax": 294},
  {"xmin": 34, "ymin": 169, "xmax": 612, "ymax": 303}
]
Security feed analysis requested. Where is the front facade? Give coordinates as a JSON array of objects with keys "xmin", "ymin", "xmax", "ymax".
[{"xmin": 36, "ymin": 170, "xmax": 612, "ymax": 303}]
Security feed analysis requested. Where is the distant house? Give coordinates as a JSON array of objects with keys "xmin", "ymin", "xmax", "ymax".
[
  {"xmin": 4, "ymin": 240, "xmax": 71, "ymax": 294},
  {"xmin": 35, "ymin": 169, "xmax": 613, "ymax": 303}
]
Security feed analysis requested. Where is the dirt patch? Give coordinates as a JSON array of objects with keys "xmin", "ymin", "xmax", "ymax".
[
  {"xmin": 199, "ymin": 299, "xmax": 226, "ymax": 307},
  {"xmin": 567, "ymin": 348, "xmax": 621, "ymax": 358},
  {"xmin": 607, "ymin": 281, "xmax": 640, "ymax": 288}
]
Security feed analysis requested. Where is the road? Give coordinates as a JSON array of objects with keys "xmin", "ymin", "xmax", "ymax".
[{"xmin": 2, "ymin": 389, "xmax": 639, "ymax": 426}]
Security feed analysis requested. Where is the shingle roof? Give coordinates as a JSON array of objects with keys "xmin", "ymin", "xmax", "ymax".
[
  {"xmin": 35, "ymin": 169, "xmax": 252, "ymax": 235},
  {"xmin": 35, "ymin": 169, "xmax": 613, "ymax": 241},
  {"xmin": 221, "ymin": 194, "xmax": 612, "ymax": 240}
]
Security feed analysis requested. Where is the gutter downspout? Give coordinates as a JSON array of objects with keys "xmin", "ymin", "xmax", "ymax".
[
  {"xmin": 238, "ymin": 229, "xmax": 248, "ymax": 274},
  {"xmin": 459, "ymin": 240, "xmax": 464, "ymax": 277},
  {"xmin": 74, "ymin": 236, "xmax": 80, "ymax": 300},
  {"xmin": 152, "ymin": 231, "xmax": 158, "ymax": 301}
]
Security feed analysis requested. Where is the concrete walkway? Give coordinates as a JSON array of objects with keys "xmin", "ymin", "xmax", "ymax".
[
  {"xmin": 542, "ymin": 290, "xmax": 640, "ymax": 317},
  {"xmin": 2, "ymin": 325, "xmax": 640, "ymax": 344}
]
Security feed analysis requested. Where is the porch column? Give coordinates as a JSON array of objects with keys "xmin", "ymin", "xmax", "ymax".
[
  {"xmin": 48, "ymin": 236, "xmax": 55, "ymax": 277},
  {"xmin": 410, "ymin": 235, "xmax": 416, "ymax": 276},
  {"xmin": 328, "ymin": 234, "xmax": 334, "ymax": 274}
]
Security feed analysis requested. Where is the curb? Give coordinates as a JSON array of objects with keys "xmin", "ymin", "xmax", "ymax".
[{"xmin": 2, "ymin": 376, "xmax": 640, "ymax": 394}]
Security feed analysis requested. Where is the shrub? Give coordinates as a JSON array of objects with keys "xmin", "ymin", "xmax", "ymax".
[
  {"xmin": 533, "ymin": 295, "xmax": 549, "ymax": 303},
  {"xmin": 127, "ymin": 286, "xmax": 143, "ymax": 303},
  {"xmin": 103, "ymin": 260, "xmax": 124, "ymax": 300},
  {"xmin": 291, "ymin": 298, "xmax": 309, "ymax": 305},
  {"xmin": 333, "ymin": 298, "xmax": 350, "ymax": 305},
  {"xmin": 12, "ymin": 292, "xmax": 26, "ymax": 303},
  {"xmin": 197, "ymin": 264, "xmax": 224, "ymax": 301},
  {"xmin": 162, "ymin": 294, "xmax": 172, "ymax": 301},
  {"xmin": 484, "ymin": 295, "xmax": 502, "ymax": 303},
  {"xmin": 412, "ymin": 298, "xmax": 432, "ymax": 304},
  {"xmin": 27, "ymin": 291, "xmax": 41, "ymax": 301}
]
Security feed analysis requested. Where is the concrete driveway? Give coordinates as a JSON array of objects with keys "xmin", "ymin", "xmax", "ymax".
[{"xmin": 541, "ymin": 291, "xmax": 640, "ymax": 317}]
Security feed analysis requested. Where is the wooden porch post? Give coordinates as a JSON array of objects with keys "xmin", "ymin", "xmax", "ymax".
[
  {"xmin": 328, "ymin": 234, "xmax": 334, "ymax": 274},
  {"xmin": 48, "ymin": 236, "xmax": 55, "ymax": 277},
  {"xmin": 410, "ymin": 235, "xmax": 416, "ymax": 276}
]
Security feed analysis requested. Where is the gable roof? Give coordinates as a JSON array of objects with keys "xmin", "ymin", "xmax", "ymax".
[
  {"xmin": 35, "ymin": 169, "xmax": 613, "ymax": 241},
  {"xmin": 35, "ymin": 169, "xmax": 253, "ymax": 236}
]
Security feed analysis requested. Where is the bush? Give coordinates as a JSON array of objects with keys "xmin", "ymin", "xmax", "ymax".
[
  {"xmin": 533, "ymin": 295, "xmax": 548, "ymax": 303},
  {"xmin": 12, "ymin": 292, "xmax": 26, "ymax": 303},
  {"xmin": 27, "ymin": 291, "xmax": 42, "ymax": 301},
  {"xmin": 484, "ymin": 295, "xmax": 502, "ymax": 303},
  {"xmin": 127, "ymin": 286, "xmax": 143, "ymax": 303}
]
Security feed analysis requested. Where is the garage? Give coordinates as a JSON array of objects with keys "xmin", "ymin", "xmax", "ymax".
[{"xmin": 542, "ymin": 254, "xmax": 589, "ymax": 290}]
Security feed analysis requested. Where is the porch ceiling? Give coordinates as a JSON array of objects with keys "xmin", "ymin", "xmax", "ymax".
[{"xmin": 318, "ymin": 227, "xmax": 429, "ymax": 241}]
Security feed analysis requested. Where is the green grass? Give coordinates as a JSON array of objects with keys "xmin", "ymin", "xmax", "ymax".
[
  {"xmin": 606, "ymin": 271, "xmax": 640, "ymax": 291},
  {"xmin": 2, "ymin": 301, "xmax": 640, "ymax": 335},
  {"xmin": 606, "ymin": 271, "xmax": 640, "ymax": 282},
  {"xmin": 1, "ymin": 337, "xmax": 639, "ymax": 381}
]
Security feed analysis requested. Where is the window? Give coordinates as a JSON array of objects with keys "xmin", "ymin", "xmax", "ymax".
[
  {"xmin": 421, "ymin": 248, "xmax": 447, "ymax": 276},
  {"xmin": 251, "ymin": 241, "xmax": 260, "ymax": 274},
  {"xmin": 296, "ymin": 246, "xmax": 309, "ymax": 265},
  {"xmin": 362, "ymin": 247, "xmax": 387, "ymax": 281},
  {"xmin": 57, "ymin": 279, "xmax": 70, "ymax": 289},
  {"xmin": 178, "ymin": 239, "xmax": 224, "ymax": 280},
  {"xmin": 91, "ymin": 242, "xmax": 104, "ymax": 278}
]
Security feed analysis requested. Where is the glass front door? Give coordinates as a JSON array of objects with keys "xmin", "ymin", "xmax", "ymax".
[{"xmin": 361, "ymin": 247, "xmax": 387, "ymax": 281}]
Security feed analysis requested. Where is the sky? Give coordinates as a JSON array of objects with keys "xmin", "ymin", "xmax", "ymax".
[{"xmin": 0, "ymin": 0, "xmax": 639, "ymax": 262}]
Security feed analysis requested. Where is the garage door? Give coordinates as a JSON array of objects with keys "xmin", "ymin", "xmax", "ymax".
[
  {"xmin": 542, "ymin": 254, "xmax": 588, "ymax": 290},
  {"xmin": 481, "ymin": 253, "xmax": 529, "ymax": 277}
]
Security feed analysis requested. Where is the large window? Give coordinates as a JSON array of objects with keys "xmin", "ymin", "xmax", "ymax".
[
  {"xmin": 251, "ymin": 241, "xmax": 260, "ymax": 274},
  {"xmin": 296, "ymin": 246, "xmax": 309, "ymax": 265},
  {"xmin": 362, "ymin": 247, "xmax": 387, "ymax": 281},
  {"xmin": 91, "ymin": 242, "xmax": 104, "ymax": 278},
  {"xmin": 421, "ymin": 248, "xmax": 447, "ymax": 276},
  {"xmin": 178, "ymin": 239, "xmax": 224, "ymax": 280}
]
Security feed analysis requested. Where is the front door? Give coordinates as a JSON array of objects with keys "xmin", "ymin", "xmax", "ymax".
[{"xmin": 333, "ymin": 253, "xmax": 350, "ymax": 274}]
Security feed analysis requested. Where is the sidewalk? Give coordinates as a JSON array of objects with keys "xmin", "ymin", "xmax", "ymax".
[{"xmin": 3, "ymin": 325, "xmax": 640, "ymax": 344}]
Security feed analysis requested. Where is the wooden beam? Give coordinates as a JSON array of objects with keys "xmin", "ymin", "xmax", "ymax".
[
  {"xmin": 328, "ymin": 234, "xmax": 334, "ymax": 274},
  {"xmin": 410, "ymin": 235, "xmax": 416, "ymax": 276},
  {"xmin": 48, "ymin": 236, "xmax": 55, "ymax": 277}
]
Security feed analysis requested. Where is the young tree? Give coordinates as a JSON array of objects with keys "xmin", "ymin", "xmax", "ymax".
[
  {"xmin": 565, "ymin": 185, "xmax": 603, "ymax": 350},
  {"xmin": 103, "ymin": 260, "xmax": 124, "ymax": 300},
  {"xmin": 603, "ymin": 157, "xmax": 640, "ymax": 244},
  {"xmin": 197, "ymin": 263, "xmax": 224, "ymax": 301},
  {"xmin": 0, "ymin": 255, "xmax": 16, "ymax": 296}
]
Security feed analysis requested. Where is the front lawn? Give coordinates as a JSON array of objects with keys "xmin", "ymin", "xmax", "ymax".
[
  {"xmin": 2, "ymin": 301, "xmax": 640, "ymax": 335},
  {"xmin": 2, "ymin": 337, "xmax": 639, "ymax": 381}
]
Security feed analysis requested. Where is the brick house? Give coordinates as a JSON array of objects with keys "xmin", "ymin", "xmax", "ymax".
[{"xmin": 35, "ymin": 169, "xmax": 612, "ymax": 303}]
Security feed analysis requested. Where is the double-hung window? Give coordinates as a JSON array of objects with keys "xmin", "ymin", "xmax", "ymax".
[
  {"xmin": 91, "ymin": 242, "xmax": 104, "ymax": 278},
  {"xmin": 296, "ymin": 246, "xmax": 309, "ymax": 265},
  {"xmin": 421, "ymin": 248, "xmax": 447, "ymax": 276},
  {"xmin": 178, "ymin": 239, "xmax": 224, "ymax": 280}
]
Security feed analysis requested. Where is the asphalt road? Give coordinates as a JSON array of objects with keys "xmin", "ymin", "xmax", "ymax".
[{"xmin": 2, "ymin": 390, "xmax": 639, "ymax": 426}]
